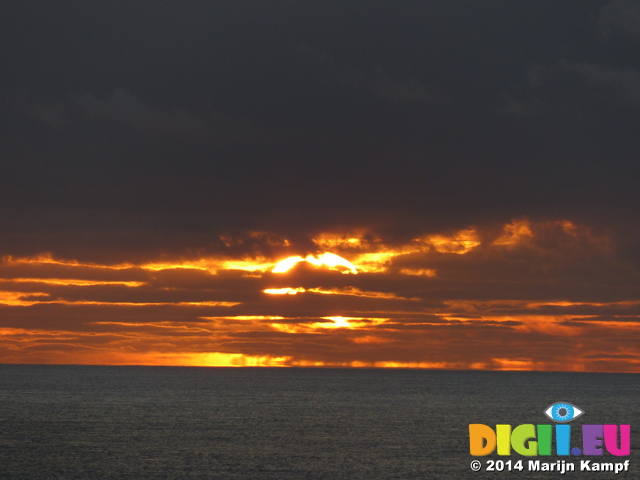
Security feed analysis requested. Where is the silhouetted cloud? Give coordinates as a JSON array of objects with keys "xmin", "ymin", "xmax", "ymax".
[{"xmin": 2, "ymin": 1, "xmax": 639, "ymax": 370}]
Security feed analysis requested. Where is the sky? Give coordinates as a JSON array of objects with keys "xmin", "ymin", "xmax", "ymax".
[{"xmin": 1, "ymin": 0, "xmax": 640, "ymax": 371}]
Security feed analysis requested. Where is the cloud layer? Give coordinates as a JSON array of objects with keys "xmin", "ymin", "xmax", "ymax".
[
  {"xmin": 2, "ymin": 2, "xmax": 640, "ymax": 370},
  {"xmin": 1, "ymin": 219, "xmax": 638, "ymax": 371}
]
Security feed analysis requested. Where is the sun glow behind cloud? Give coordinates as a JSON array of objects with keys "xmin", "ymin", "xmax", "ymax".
[
  {"xmin": 0, "ymin": 219, "xmax": 638, "ymax": 372},
  {"xmin": 272, "ymin": 253, "xmax": 358, "ymax": 274},
  {"xmin": 269, "ymin": 316, "xmax": 388, "ymax": 334}
]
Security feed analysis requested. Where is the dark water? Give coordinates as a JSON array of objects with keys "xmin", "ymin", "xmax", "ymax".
[{"xmin": 0, "ymin": 366, "xmax": 638, "ymax": 479}]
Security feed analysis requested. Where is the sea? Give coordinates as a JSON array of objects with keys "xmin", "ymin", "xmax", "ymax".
[{"xmin": 0, "ymin": 365, "xmax": 638, "ymax": 479}]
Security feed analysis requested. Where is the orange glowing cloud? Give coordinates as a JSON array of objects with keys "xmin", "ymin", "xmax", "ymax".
[
  {"xmin": 311, "ymin": 233, "xmax": 418, "ymax": 273},
  {"xmin": 264, "ymin": 286, "xmax": 415, "ymax": 300},
  {"xmin": 493, "ymin": 219, "xmax": 533, "ymax": 246},
  {"xmin": 398, "ymin": 268, "xmax": 436, "ymax": 276},
  {"xmin": 0, "ymin": 291, "xmax": 52, "ymax": 306},
  {"xmin": 312, "ymin": 233, "xmax": 371, "ymax": 250},
  {"xmin": 415, "ymin": 228, "xmax": 481, "ymax": 254},
  {"xmin": 0, "ymin": 218, "xmax": 637, "ymax": 372},
  {"xmin": 2, "ymin": 253, "xmax": 133, "ymax": 270},
  {"xmin": 3, "ymin": 252, "xmax": 281, "ymax": 276},
  {"xmin": 263, "ymin": 287, "xmax": 307, "ymax": 295},
  {"xmin": 142, "ymin": 257, "xmax": 276, "ymax": 274},
  {"xmin": 0, "ymin": 278, "xmax": 146, "ymax": 287},
  {"xmin": 304, "ymin": 228, "xmax": 482, "ymax": 276}
]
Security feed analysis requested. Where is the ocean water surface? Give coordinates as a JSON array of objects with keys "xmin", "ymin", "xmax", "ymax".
[{"xmin": 0, "ymin": 366, "xmax": 638, "ymax": 479}]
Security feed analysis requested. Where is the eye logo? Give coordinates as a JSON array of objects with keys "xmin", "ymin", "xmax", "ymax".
[{"xmin": 544, "ymin": 402, "xmax": 584, "ymax": 423}]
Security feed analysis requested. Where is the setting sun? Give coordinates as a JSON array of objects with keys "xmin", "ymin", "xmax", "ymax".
[{"xmin": 272, "ymin": 252, "xmax": 358, "ymax": 274}]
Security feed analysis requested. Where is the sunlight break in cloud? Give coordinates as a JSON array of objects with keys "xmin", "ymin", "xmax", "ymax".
[{"xmin": 272, "ymin": 253, "xmax": 358, "ymax": 274}]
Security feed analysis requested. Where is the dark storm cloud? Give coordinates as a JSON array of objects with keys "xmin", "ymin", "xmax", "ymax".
[
  {"xmin": 2, "ymin": 0, "xmax": 640, "ymax": 261},
  {"xmin": 294, "ymin": 44, "xmax": 448, "ymax": 105}
]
